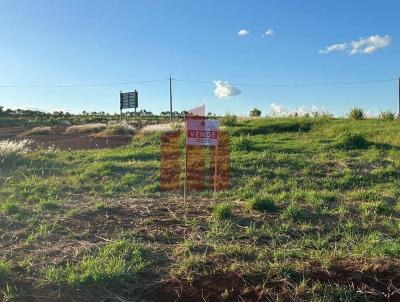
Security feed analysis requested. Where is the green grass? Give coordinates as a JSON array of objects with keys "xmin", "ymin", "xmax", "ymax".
[
  {"xmin": 42, "ymin": 240, "xmax": 148, "ymax": 285},
  {"xmin": 2, "ymin": 117, "xmax": 400, "ymax": 300}
]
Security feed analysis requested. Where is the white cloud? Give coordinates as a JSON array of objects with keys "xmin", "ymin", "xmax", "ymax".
[
  {"xmin": 318, "ymin": 43, "xmax": 347, "ymax": 54},
  {"xmin": 319, "ymin": 34, "xmax": 391, "ymax": 55},
  {"xmin": 264, "ymin": 29, "xmax": 274, "ymax": 36},
  {"xmin": 270, "ymin": 103, "xmax": 328, "ymax": 117},
  {"xmin": 214, "ymin": 80, "xmax": 241, "ymax": 98},
  {"xmin": 238, "ymin": 29, "xmax": 250, "ymax": 36}
]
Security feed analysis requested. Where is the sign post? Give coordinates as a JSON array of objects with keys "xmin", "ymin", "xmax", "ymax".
[{"xmin": 185, "ymin": 115, "xmax": 220, "ymax": 201}]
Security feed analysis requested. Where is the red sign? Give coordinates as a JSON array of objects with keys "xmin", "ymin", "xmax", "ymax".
[{"xmin": 186, "ymin": 119, "xmax": 219, "ymax": 146}]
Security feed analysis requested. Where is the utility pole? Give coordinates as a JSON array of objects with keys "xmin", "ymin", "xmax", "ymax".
[
  {"xmin": 169, "ymin": 77, "xmax": 173, "ymax": 122},
  {"xmin": 398, "ymin": 77, "xmax": 400, "ymax": 117}
]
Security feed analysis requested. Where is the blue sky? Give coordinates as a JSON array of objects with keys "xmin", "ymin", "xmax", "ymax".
[{"xmin": 0, "ymin": 0, "xmax": 399, "ymax": 116}]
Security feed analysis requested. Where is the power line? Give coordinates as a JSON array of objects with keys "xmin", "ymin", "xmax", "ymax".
[
  {"xmin": 0, "ymin": 78, "xmax": 169, "ymax": 88},
  {"xmin": 0, "ymin": 76, "xmax": 397, "ymax": 89},
  {"xmin": 172, "ymin": 77, "xmax": 397, "ymax": 87}
]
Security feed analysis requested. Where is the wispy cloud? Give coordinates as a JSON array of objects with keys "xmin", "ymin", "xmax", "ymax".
[
  {"xmin": 238, "ymin": 29, "xmax": 250, "ymax": 36},
  {"xmin": 214, "ymin": 81, "xmax": 241, "ymax": 98},
  {"xmin": 319, "ymin": 34, "xmax": 391, "ymax": 55},
  {"xmin": 264, "ymin": 29, "xmax": 274, "ymax": 36}
]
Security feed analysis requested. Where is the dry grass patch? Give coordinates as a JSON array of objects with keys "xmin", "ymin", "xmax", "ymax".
[
  {"xmin": 141, "ymin": 123, "xmax": 182, "ymax": 134},
  {"xmin": 21, "ymin": 126, "xmax": 52, "ymax": 136},
  {"xmin": 94, "ymin": 121, "xmax": 137, "ymax": 137},
  {"xmin": 0, "ymin": 139, "xmax": 33, "ymax": 159},
  {"xmin": 65, "ymin": 123, "xmax": 107, "ymax": 134}
]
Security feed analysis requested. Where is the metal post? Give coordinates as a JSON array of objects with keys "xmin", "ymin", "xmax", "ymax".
[
  {"xmin": 169, "ymin": 77, "xmax": 173, "ymax": 122},
  {"xmin": 120, "ymin": 90, "xmax": 122, "ymax": 121},
  {"xmin": 398, "ymin": 78, "xmax": 400, "ymax": 117},
  {"xmin": 213, "ymin": 133, "xmax": 219, "ymax": 193}
]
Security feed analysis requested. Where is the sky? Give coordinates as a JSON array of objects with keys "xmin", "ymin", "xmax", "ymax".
[{"xmin": 0, "ymin": 0, "xmax": 399, "ymax": 116}]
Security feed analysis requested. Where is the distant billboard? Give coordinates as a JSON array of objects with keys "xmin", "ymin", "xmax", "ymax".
[{"xmin": 120, "ymin": 90, "xmax": 138, "ymax": 110}]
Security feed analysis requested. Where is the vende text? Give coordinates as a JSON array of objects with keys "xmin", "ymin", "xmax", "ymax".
[{"xmin": 187, "ymin": 130, "xmax": 218, "ymax": 139}]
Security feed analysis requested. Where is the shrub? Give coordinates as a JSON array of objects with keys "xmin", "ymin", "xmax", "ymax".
[
  {"xmin": 220, "ymin": 114, "xmax": 238, "ymax": 127},
  {"xmin": 231, "ymin": 135, "xmax": 252, "ymax": 151},
  {"xmin": 379, "ymin": 110, "xmax": 396, "ymax": 121},
  {"xmin": 213, "ymin": 203, "xmax": 233, "ymax": 220},
  {"xmin": 338, "ymin": 131, "xmax": 369, "ymax": 149},
  {"xmin": 348, "ymin": 107, "xmax": 365, "ymax": 120},
  {"xmin": 247, "ymin": 196, "xmax": 277, "ymax": 213}
]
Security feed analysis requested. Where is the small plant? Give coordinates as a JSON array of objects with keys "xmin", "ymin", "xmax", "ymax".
[
  {"xmin": 95, "ymin": 201, "xmax": 107, "ymax": 210},
  {"xmin": 361, "ymin": 201, "xmax": 390, "ymax": 216},
  {"xmin": 231, "ymin": 135, "xmax": 252, "ymax": 151},
  {"xmin": 247, "ymin": 196, "xmax": 277, "ymax": 213},
  {"xmin": 38, "ymin": 200, "xmax": 59, "ymax": 211},
  {"xmin": 379, "ymin": 110, "xmax": 396, "ymax": 121},
  {"xmin": 337, "ymin": 131, "xmax": 369, "ymax": 149},
  {"xmin": 0, "ymin": 259, "xmax": 12, "ymax": 281},
  {"xmin": 348, "ymin": 107, "xmax": 365, "ymax": 120},
  {"xmin": 1, "ymin": 201, "xmax": 20, "ymax": 215},
  {"xmin": 281, "ymin": 203, "xmax": 304, "ymax": 221},
  {"xmin": 220, "ymin": 114, "xmax": 238, "ymax": 127},
  {"xmin": 213, "ymin": 203, "xmax": 233, "ymax": 220}
]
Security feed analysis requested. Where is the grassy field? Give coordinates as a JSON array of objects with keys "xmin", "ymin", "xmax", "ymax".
[{"xmin": 2, "ymin": 117, "xmax": 400, "ymax": 301}]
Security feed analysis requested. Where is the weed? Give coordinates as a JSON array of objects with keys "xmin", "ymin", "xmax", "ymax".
[
  {"xmin": 348, "ymin": 107, "xmax": 365, "ymax": 120},
  {"xmin": 246, "ymin": 196, "xmax": 277, "ymax": 213},
  {"xmin": 379, "ymin": 110, "xmax": 396, "ymax": 121},
  {"xmin": 337, "ymin": 131, "xmax": 369, "ymax": 149},
  {"xmin": 213, "ymin": 203, "xmax": 233, "ymax": 220},
  {"xmin": 0, "ymin": 259, "xmax": 11, "ymax": 281},
  {"xmin": 1, "ymin": 201, "xmax": 20, "ymax": 215},
  {"xmin": 231, "ymin": 135, "xmax": 252, "ymax": 151},
  {"xmin": 220, "ymin": 114, "xmax": 238, "ymax": 127},
  {"xmin": 38, "ymin": 200, "xmax": 59, "ymax": 211},
  {"xmin": 281, "ymin": 203, "xmax": 305, "ymax": 221}
]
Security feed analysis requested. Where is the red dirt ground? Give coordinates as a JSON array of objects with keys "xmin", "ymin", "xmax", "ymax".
[{"xmin": 0, "ymin": 126, "xmax": 131, "ymax": 150}]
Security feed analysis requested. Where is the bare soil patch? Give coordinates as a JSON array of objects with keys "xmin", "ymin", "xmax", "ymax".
[{"xmin": 0, "ymin": 126, "xmax": 131, "ymax": 150}]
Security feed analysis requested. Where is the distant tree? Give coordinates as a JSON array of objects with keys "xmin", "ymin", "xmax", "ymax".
[{"xmin": 250, "ymin": 108, "xmax": 262, "ymax": 117}]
